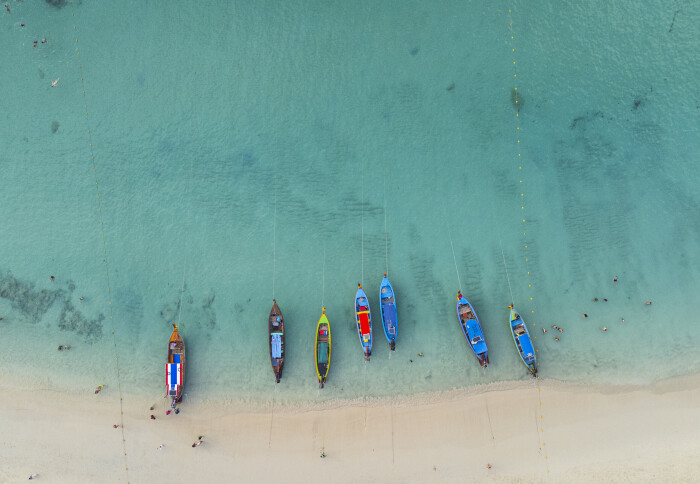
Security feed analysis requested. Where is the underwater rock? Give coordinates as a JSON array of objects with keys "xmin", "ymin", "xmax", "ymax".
[
  {"xmin": 51, "ymin": 120, "xmax": 59, "ymax": 134},
  {"xmin": 511, "ymin": 88, "xmax": 523, "ymax": 112},
  {"xmin": 58, "ymin": 300, "xmax": 104, "ymax": 343},
  {"xmin": 0, "ymin": 274, "xmax": 63, "ymax": 322},
  {"xmin": 45, "ymin": 0, "xmax": 68, "ymax": 8}
]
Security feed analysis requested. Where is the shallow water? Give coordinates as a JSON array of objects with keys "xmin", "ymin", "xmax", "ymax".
[{"xmin": 1, "ymin": 0, "xmax": 700, "ymax": 405}]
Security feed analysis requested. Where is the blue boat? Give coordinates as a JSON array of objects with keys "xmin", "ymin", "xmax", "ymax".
[
  {"xmin": 379, "ymin": 274, "xmax": 397, "ymax": 350},
  {"xmin": 355, "ymin": 284, "xmax": 372, "ymax": 360},
  {"xmin": 456, "ymin": 292, "xmax": 489, "ymax": 367},
  {"xmin": 508, "ymin": 306, "xmax": 537, "ymax": 377}
]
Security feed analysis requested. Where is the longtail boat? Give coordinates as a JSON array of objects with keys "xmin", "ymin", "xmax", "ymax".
[
  {"xmin": 509, "ymin": 305, "xmax": 537, "ymax": 376},
  {"xmin": 355, "ymin": 284, "xmax": 372, "ymax": 360},
  {"xmin": 166, "ymin": 323, "xmax": 185, "ymax": 408},
  {"xmin": 269, "ymin": 299, "xmax": 285, "ymax": 383},
  {"xmin": 379, "ymin": 274, "xmax": 397, "ymax": 350},
  {"xmin": 456, "ymin": 292, "xmax": 489, "ymax": 367},
  {"xmin": 315, "ymin": 307, "xmax": 331, "ymax": 388}
]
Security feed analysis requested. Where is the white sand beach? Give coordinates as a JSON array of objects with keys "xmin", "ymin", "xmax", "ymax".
[{"xmin": 2, "ymin": 376, "xmax": 699, "ymax": 483}]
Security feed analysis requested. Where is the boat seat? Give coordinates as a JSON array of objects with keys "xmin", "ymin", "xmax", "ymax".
[{"xmin": 173, "ymin": 354, "xmax": 181, "ymax": 364}]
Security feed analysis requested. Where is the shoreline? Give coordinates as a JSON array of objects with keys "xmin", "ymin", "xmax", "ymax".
[{"xmin": 3, "ymin": 375, "xmax": 700, "ymax": 482}]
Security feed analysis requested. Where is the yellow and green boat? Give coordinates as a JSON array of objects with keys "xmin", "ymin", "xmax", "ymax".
[{"xmin": 315, "ymin": 307, "xmax": 331, "ymax": 388}]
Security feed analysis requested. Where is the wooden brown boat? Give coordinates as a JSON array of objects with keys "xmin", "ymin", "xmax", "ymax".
[
  {"xmin": 166, "ymin": 323, "xmax": 185, "ymax": 407},
  {"xmin": 269, "ymin": 299, "xmax": 285, "ymax": 383}
]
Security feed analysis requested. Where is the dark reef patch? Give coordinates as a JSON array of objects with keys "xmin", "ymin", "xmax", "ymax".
[
  {"xmin": 58, "ymin": 300, "xmax": 104, "ymax": 343},
  {"xmin": 0, "ymin": 273, "xmax": 63, "ymax": 322},
  {"xmin": 510, "ymin": 88, "xmax": 523, "ymax": 112},
  {"xmin": 410, "ymin": 46, "xmax": 420, "ymax": 56},
  {"xmin": 45, "ymin": 0, "xmax": 68, "ymax": 8}
]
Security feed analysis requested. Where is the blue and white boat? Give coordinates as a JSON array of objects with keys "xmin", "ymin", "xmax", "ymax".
[
  {"xmin": 379, "ymin": 273, "xmax": 397, "ymax": 350},
  {"xmin": 509, "ymin": 306, "xmax": 537, "ymax": 376},
  {"xmin": 355, "ymin": 284, "xmax": 372, "ymax": 360},
  {"xmin": 456, "ymin": 292, "xmax": 489, "ymax": 367}
]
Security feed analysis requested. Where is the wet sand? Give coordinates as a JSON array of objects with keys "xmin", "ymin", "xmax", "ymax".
[{"xmin": 1, "ymin": 376, "xmax": 699, "ymax": 483}]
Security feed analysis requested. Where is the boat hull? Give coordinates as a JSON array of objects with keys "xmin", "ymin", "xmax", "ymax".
[
  {"xmin": 269, "ymin": 299, "xmax": 285, "ymax": 383},
  {"xmin": 509, "ymin": 307, "xmax": 537, "ymax": 376},
  {"xmin": 456, "ymin": 293, "xmax": 489, "ymax": 367},
  {"xmin": 315, "ymin": 308, "xmax": 331, "ymax": 388},
  {"xmin": 379, "ymin": 275, "xmax": 397, "ymax": 350},
  {"xmin": 355, "ymin": 285, "xmax": 372, "ymax": 360}
]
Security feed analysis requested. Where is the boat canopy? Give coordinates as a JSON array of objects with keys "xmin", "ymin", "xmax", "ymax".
[
  {"xmin": 518, "ymin": 335, "xmax": 535, "ymax": 363},
  {"xmin": 317, "ymin": 342, "xmax": 329, "ymax": 363},
  {"xmin": 382, "ymin": 305, "xmax": 397, "ymax": 325},
  {"xmin": 271, "ymin": 333, "xmax": 283, "ymax": 358},
  {"xmin": 166, "ymin": 363, "xmax": 181, "ymax": 396}
]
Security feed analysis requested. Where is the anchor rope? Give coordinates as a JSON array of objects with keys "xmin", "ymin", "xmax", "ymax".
[
  {"xmin": 321, "ymin": 244, "xmax": 326, "ymax": 308},
  {"xmin": 272, "ymin": 187, "xmax": 277, "ymax": 300},
  {"xmin": 500, "ymin": 245, "xmax": 515, "ymax": 307},
  {"xmin": 447, "ymin": 223, "xmax": 463, "ymax": 294},
  {"xmin": 383, "ymin": 176, "xmax": 389, "ymax": 276},
  {"xmin": 70, "ymin": 2, "xmax": 129, "ymax": 481},
  {"xmin": 361, "ymin": 160, "xmax": 364, "ymax": 287}
]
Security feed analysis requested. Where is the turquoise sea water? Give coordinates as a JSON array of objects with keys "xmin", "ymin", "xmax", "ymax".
[{"xmin": 1, "ymin": 0, "xmax": 700, "ymax": 406}]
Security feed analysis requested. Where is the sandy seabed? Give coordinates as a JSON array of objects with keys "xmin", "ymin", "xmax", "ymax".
[{"xmin": 2, "ymin": 374, "xmax": 699, "ymax": 483}]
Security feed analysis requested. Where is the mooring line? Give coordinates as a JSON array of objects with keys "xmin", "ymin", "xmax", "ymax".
[
  {"xmin": 70, "ymin": 2, "xmax": 129, "ymax": 481},
  {"xmin": 508, "ymin": 6, "xmax": 548, "ymax": 474}
]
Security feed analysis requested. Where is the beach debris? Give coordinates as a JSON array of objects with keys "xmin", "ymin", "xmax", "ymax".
[
  {"xmin": 94, "ymin": 384, "xmax": 104, "ymax": 394},
  {"xmin": 51, "ymin": 78, "xmax": 60, "ymax": 87}
]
